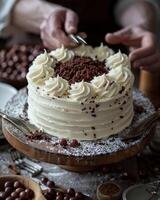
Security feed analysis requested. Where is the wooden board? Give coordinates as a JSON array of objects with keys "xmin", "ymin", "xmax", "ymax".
[
  {"xmin": 2, "ymin": 88, "xmax": 156, "ymax": 171},
  {"xmin": 2, "ymin": 120, "xmax": 155, "ymax": 171}
]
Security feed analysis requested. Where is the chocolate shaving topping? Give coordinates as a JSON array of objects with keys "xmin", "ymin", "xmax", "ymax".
[
  {"xmin": 55, "ymin": 56, "xmax": 108, "ymax": 84},
  {"xmin": 26, "ymin": 130, "xmax": 50, "ymax": 142}
]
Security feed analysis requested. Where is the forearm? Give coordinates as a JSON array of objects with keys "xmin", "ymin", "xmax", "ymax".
[
  {"xmin": 117, "ymin": 1, "xmax": 157, "ymax": 32},
  {"xmin": 11, "ymin": 0, "xmax": 60, "ymax": 34}
]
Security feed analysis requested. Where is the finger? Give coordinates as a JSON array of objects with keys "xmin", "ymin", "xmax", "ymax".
[
  {"xmin": 65, "ymin": 10, "xmax": 78, "ymax": 34},
  {"xmin": 49, "ymin": 12, "xmax": 77, "ymax": 46},
  {"xmin": 43, "ymin": 27, "xmax": 77, "ymax": 49},
  {"xmin": 132, "ymin": 51, "xmax": 159, "ymax": 68},
  {"xmin": 41, "ymin": 29, "xmax": 59, "ymax": 49},
  {"xmin": 105, "ymin": 27, "xmax": 139, "ymax": 45},
  {"xmin": 129, "ymin": 33, "xmax": 157, "ymax": 62},
  {"xmin": 41, "ymin": 14, "xmax": 77, "ymax": 48}
]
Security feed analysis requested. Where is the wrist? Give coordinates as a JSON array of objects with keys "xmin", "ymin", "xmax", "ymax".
[{"xmin": 12, "ymin": 0, "xmax": 64, "ymax": 34}]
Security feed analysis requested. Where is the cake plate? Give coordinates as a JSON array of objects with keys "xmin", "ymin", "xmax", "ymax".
[{"xmin": 2, "ymin": 88, "xmax": 157, "ymax": 172}]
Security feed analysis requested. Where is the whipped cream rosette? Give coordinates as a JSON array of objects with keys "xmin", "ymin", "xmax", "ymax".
[
  {"xmin": 27, "ymin": 45, "xmax": 134, "ymax": 140},
  {"xmin": 27, "ymin": 50, "xmax": 55, "ymax": 85},
  {"xmin": 50, "ymin": 45, "xmax": 74, "ymax": 62},
  {"xmin": 106, "ymin": 50, "xmax": 131, "ymax": 69}
]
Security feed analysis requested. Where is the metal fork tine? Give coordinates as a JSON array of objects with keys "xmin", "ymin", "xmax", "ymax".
[
  {"xmin": 76, "ymin": 35, "xmax": 87, "ymax": 45},
  {"xmin": 1, "ymin": 111, "xmax": 34, "ymax": 136},
  {"xmin": 69, "ymin": 34, "xmax": 79, "ymax": 44},
  {"xmin": 9, "ymin": 149, "xmax": 42, "ymax": 176}
]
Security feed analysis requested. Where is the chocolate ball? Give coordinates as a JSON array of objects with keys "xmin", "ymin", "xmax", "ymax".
[
  {"xmin": 5, "ymin": 197, "xmax": 14, "ymax": 200},
  {"xmin": 5, "ymin": 187, "xmax": 13, "ymax": 196},
  {"xmin": 8, "ymin": 60, "xmax": 14, "ymax": 67},
  {"xmin": 41, "ymin": 177, "xmax": 48, "ymax": 185},
  {"xmin": 25, "ymin": 188, "xmax": 34, "ymax": 198},
  {"xmin": 43, "ymin": 191, "xmax": 52, "ymax": 200},
  {"xmin": 47, "ymin": 180, "xmax": 55, "ymax": 188},
  {"xmin": 47, "ymin": 188, "xmax": 56, "ymax": 197},
  {"xmin": 75, "ymin": 192, "xmax": 83, "ymax": 199},
  {"xmin": 15, "ymin": 188, "xmax": 24, "ymax": 194},
  {"xmin": 63, "ymin": 195, "xmax": 70, "ymax": 200},
  {"xmin": 19, "ymin": 191, "xmax": 26, "ymax": 199},
  {"xmin": 2, "ymin": 72, "xmax": 7, "ymax": 78},
  {"xmin": 69, "ymin": 198, "xmax": 76, "ymax": 200},
  {"xmin": 70, "ymin": 140, "xmax": 79, "ymax": 148},
  {"xmin": 0, "ymin": 191, "xmax": 7, "ymax": 199},
  {"xmin": 20, "ymin": 45, "xmax": 27, "ymax": 53},
  {"xmin": 56, "ymin": 195, "xmax": 63, "ymax": 200},
  {"xmin": 1, "ymin": 62, "xmax": 7, "ymax": 69},
  {"xmin": 59, "ymin": 138, "xmax": 68, "ymax": 147},
  {"xmin": 11, "ymin": 191, "xmax": 19, "ymax": 198},
  {"xmin": 4, "ymin": 181, "xmax": 13, "ymax": 188},
  {"xmin": 13, "ymin": 181, "xmax": 22, "ymax": 189},
  {"xmin": 67, "ymin": 188, "xmax": 75, "ymax": 197},
  {"xmin": 12, "ymin": 55, "xmax": 19, "ymax": 63},
  {"xmin": 56, "ymin": 191, "xmax": 63, "ymax": 198}
]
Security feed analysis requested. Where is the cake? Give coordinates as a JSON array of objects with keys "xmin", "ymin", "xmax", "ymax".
[{"xmin": 27, "ymin": 44, "xmax": 134, "ymax": 141}]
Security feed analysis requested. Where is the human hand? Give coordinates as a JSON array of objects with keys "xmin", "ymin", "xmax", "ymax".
[
  {"xmin": 105, "ymin": 25, "xmax": 160, "ymax": 72},
  {"xmin": 40, "ymin": 6, "xmax": 79, "ymax": 49}
]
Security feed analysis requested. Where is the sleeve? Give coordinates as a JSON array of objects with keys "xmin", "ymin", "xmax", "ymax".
[{"xmin": 0, "ymin": 0, "xmax": 17, "ymax": 38}]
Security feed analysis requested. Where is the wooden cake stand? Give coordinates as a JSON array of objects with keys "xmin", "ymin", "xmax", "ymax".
[{"xmin": 2, "ymin": 88, "xmax": 158, "ymax": 172}]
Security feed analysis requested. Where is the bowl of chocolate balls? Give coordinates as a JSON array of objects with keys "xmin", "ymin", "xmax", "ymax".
[
  {"xmin": 0, "ymin": 44, "xmax": 43, "ymax": 89},
  {"xmin": 0, "ymin": 175, "xmax": 45, "ymax": 200}
]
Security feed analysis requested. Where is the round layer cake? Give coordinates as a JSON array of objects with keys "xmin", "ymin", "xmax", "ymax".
[{"xmin": 27, "ymin": 44, "xmax": 134, "ymax": 140}]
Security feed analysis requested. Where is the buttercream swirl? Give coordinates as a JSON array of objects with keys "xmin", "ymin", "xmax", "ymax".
[
  {"xmin": 50, "ymin": 46, "xmax": 74, "ymax": 62},
  {"xmin": 27, "ymin": 66, "xmax": 54, "ymax": 85},
  {"xmin": 74, "ymin": 44, "xmax": 95, "ymax": 59},
  {"xmin": 44, "ymin": 76, "xmax": 69, "ymax": 97},
  {"xmin": 69, "ymin": 80, "xmax": 94, "ymax": 102},
  {"xmin": 106, "ymin": 50, "xmax": 130, "ymax": 69},
  {"xmin": 108, "ymin": 65, "xmax": 134, "ymax": 88},
  {"xmin": 93, "ymin": 43, "xmax": 114, "ymax": 61},
  {"xmin": 27, "ymin": 50, "xmax": 54, "ymax": 85},
  {"xmin": 91, "ymin": 74, "xmax": 120, "ymax": 99},
  {"xmin": 33, "ymin": 49, "xmax": 54, "ymax": 68}
]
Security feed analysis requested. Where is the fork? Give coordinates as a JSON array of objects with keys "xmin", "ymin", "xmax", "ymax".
[
  {"xmin": 9, "ymin": 149, "xmax": 43, "ymax": 177},
  {"xmin": 69, "ymin": 34, "xmax": 87, "ymax": 45},
  {"xmin": 0, "ymin": 111, "xmax": 36, "ymax": 136}
]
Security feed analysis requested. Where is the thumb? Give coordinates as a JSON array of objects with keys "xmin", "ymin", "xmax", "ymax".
[
  {"xmin": 105, "ymin": 28, "xmax": 135, "ymax": 45},
  {"xmin": 65, "ymin": 10, "xmax": 78, "ymax": 34}
]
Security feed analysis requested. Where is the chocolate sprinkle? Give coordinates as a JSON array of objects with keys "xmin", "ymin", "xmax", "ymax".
[
  {"xmin": 26, "ymin": 130, "xmax": 50, "ymax": 142},
  {"xmin": 54, "ymin": 56, "xmax": 107, "ymax": 84}
]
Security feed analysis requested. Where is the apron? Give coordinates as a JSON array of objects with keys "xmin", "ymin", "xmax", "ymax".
[{"xmin": 47, "ymin": 0, "xmax": 119, "ymax": 45}]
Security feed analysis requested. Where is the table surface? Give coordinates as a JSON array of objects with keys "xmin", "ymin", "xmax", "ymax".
[{"xmin": 0, "ymin": 123, "xmax": 160, "ymax": 199}]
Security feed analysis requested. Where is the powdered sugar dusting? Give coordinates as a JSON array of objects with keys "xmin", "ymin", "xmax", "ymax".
[{"xmin": 5, "ymin": 88, "xmax": 155, "ymax": 157}]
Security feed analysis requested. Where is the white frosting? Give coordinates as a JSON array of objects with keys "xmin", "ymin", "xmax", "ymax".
[
  {"xmin": 91, "ymin": 74, "xmax": 121, "ymax": 99},
  {"xmin": 93, "ymin": 43, "xmax": 114, "ymax": 61},
  {"xmin": 106, "ymin": 50, "xmax": 130, "ymax": 69},
  {"xmin": 74, "ymin": 44, "xmax": 95, "ymax": 59},
  {"xmin": 28, "ymin": 84, "xmax": 134, "ymax": 140},
  {"xmin": 33, "ymin": 49, "xmax": 54, "ymax": 68},
  {"xmin": 27, "ymin": 44, "xmax": 134, "ymax": 140},
  {"xmin": 50, "ymin": 46, "xmax": 74, "ymax": 62},
  {"xmin": 108, "ymin": 65, "xmax": 134, "ymax": 89},
  {"xmin": 44, "ymin": 76, "xmax": 69, "ymax": 97},
  {"xmin": 69, "ymin": 81, "xmax": 94, "ymax": 102},
  {"xmin": 27, "ymin": 50, "xmax": 54, "ymax": 85}
]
